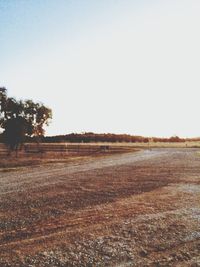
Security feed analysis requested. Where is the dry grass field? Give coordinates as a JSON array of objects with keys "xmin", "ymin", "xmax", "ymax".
[
  {"xmin": 0, "ymin": 141, "xmax": 200, "ymax": 169},
  {"xmin": 0, "ymin": 143, "xmax": 136, "ymax": 169},
  {"xmin": 0, "ymin": 144, "xmax": 200, "ymax": 266}
]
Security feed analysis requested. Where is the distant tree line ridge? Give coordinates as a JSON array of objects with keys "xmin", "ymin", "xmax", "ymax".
[
  {"xmin": 0, "ymin": 130, "xmax": 199, "ymax": 144},
  {"xmin": 3, "ymin": 132, "xmax": 196, "ymax": 143},
  {"xmin": 41, "ymin": 133, "xmax": 150, "ymax": 143}
]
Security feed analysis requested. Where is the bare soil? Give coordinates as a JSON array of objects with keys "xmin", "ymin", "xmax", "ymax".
[{"xmin": 0, "ymin": 148, "xmax": 200, "ymax": 266}]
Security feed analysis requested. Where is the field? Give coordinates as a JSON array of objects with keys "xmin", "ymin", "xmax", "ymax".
[
  {"xmin": 0, "ymin": 145, "xmax": 200, "ymax": 266},
  {"xmin": 0, "ymin": 141, "xmax": 200, "ymax": 169},
  {"xmin": 0, "ymin": 143, "xmax": 137, "ymax": 169}
]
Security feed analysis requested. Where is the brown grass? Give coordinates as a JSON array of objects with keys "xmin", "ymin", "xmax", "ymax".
[
  {"xmin": 1, "ymin": 149, "xmax": 200, "ymax": 266},
  {"xmin": 0, "ymin": 148, "xmax": 138, "ymax": 169}
]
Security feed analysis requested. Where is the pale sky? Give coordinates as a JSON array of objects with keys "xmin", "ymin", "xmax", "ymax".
[{"xmin": 0, "ymin": 0, "xmax": 200, "ymax": 137}]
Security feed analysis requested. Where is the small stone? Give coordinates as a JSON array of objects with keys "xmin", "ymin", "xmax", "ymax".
[{"xmin": 139, "ymin": 249, "xmax": 148, "ymax": 257}]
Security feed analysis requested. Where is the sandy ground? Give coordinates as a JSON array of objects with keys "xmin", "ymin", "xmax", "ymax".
[{"xmin": 0, "ymin": 148, "xmax": 200, "ymax": 266}]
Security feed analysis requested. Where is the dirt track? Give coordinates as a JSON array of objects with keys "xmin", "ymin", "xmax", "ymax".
[{"xmin": 0, "ymin": 148, "xmax": 200, "ymax": 266}]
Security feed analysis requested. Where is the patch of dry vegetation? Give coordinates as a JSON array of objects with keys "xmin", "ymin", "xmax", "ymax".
[
  {"xmin": 0, "ymin": 147, "xmax": 138, "ymax": 170},
  {"xmin": 0, "ymin": 149, "xmax": 200, "ymax": 266}
]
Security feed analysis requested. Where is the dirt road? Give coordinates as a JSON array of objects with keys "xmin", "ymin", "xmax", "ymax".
[{"xmin": 0, "ymin": 149, "xmax": 200, "ymax": 266}]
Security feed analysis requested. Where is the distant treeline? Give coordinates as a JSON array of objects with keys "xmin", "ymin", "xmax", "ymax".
[
  {"xmin": 1, "ymin": 132, "xmax": 200, "ymax": 143},
  {"xmin": 40, "ymin": 133, "xmax": 200, "ymax": 143},
  {"xmin": 42, "ymin": 133, "xmax": 150, "ymax": 143}
]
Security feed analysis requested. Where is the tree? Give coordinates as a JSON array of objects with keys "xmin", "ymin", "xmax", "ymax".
[
  {"xmin": 0, "ymin": 87, "xmax": 52, "ymax": 154},
  {"xmin": 3, "ymin": 117, "xmax": 29, "ymax": 152}
]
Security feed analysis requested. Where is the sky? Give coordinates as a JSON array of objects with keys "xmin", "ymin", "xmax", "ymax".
[{"xmin": 0, "ymin": 0, "xmax": 200, "ymax": 137}]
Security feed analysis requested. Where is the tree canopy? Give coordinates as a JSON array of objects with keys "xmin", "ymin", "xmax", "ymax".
[{"xmin": 0, "ymin": 87, "xmax": 52, "ymax": 151}]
